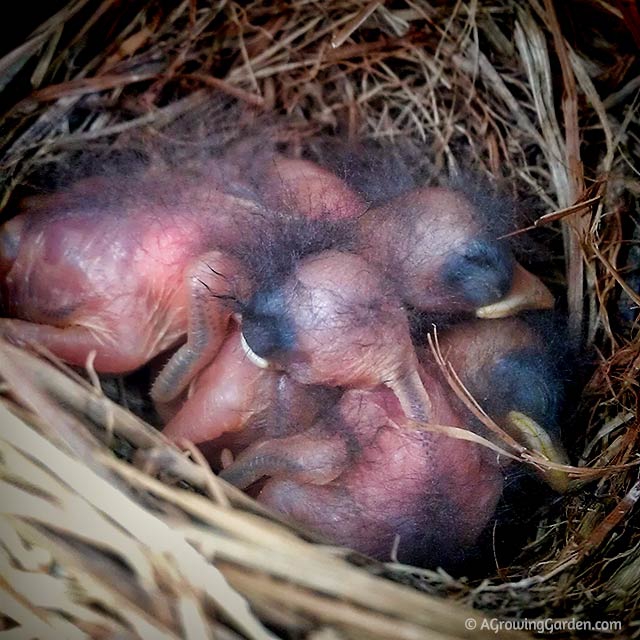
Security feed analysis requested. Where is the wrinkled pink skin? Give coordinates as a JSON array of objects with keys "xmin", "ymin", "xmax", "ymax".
[
  {"xmin": 161, "ymin": 329, "xmax": 330, "ymax": 452},
  {"xmin": 0, "ymin": 169, "xmax": 259, "ymax": 403},
  {"xmin": 358, "ymin": 187, "xmax": 485, "ymax": 312},
  {"xmin": 161, "ymin": 328, "xmax": 349, "ymax": 493},
  {"xmin": 256, "ymin": 379, "xmax": 503, "ymax": 564},
  {"xmin": 256, "ymin": 156, "xmax": 367, "ymax": 220},
  {"xmin": 154, "ymin": 297, "xmax": 504, "ymax": 564},
  {"xmin": 0, "ymin": 159, "xmax": 366, "ymax": 404},
  {"xmin": 258, "ymin": 250, "xmax": 432, "ymax": 423},
  {"xmin": 221, "ymin": 144, "xmax": 367, "ymax": 220},
  {"xmin": 163, "ymin": 344, "xmax": 503, "ymax": 565}
]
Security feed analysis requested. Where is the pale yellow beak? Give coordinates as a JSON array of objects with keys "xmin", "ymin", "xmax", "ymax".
[
  {"xmin": 505, "ymin": 410, "xmax": 570, "ymax": 492},
  {"xmin": 240, "ymin": 331, "xmax": 272, "ymax": 369},
  {"xmin": 387, "ymin": 368, "xmax": 433, "ymax": 425},
  {"xmin": 476, "ymin": 263, "xmax": 555, "ymax": 319}
]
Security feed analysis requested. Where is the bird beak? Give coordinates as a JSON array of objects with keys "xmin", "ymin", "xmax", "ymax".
[
  {"xmin": 387, "ymin": 368, "xmax": 433, "ymax": 425},
  {"xmin": 240, "ymin": 331, "xmax": 272, "ymax": 369},
  {"xmin": 505, "ymin": 410, "xmax": 570, "ymax": 492},
  {"xmin": 476, "ymin": 264, "xmax": 555, "ymax": 319}
]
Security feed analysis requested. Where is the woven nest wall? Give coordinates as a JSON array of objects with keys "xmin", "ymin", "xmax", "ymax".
[{"xmin": 0, "ymin": 1, "xmax": 638, "ymax": 639}]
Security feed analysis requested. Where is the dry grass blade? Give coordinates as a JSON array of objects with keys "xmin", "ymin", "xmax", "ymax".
[
  {"xmin": 0, "ymin": 403, "xmax": 273, "ymax": 640},
  {"xmin": 0, "ymin": 572, "xmax": 91, "ymax": 640},
  {"xmin": 0, "ymin": 0, "xmax": 95, "ymax": 91},
  {"xmin": 331, "ymin": 1, "xmax": 383, "ymax": 48},
  {"xmin": 542, "ymin": 0, "xmax": 587, "ymax": 340}
]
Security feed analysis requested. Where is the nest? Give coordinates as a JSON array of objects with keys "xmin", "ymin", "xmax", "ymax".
[{"xmin": 0, "ymin": 1, "xmax": 639, "ymax": 638}]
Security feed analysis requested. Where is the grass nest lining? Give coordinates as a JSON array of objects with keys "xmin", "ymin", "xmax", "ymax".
[{"xmin": 0, "ymin": 0, "xmax": 639, "ymax": 638}]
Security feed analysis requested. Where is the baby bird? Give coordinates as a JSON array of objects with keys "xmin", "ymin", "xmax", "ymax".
[
  {"xmin": 357, "ymin": 186, "xmax": 554, "ymax": 319},
  {"xmin": 160, "ymin": 328, "xmax": 333, "ymax": 456},
  {"xmin": 422, "ymin": 316, "xmax": 569, "ymax": 490},
  {"xmin": 0, "ymin": 164, "xmax": 259, "ymax": 403},
  {"xmin": 312, "ymin": 141, "xmax": 555, "ymax": 318},
  {"xmin": 238, "ymin": 249, "xmax": 432, "ymax": 422},
  {"xmin": 215, "ymin": 376, "xmax": 504, "ymax": 568}
]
